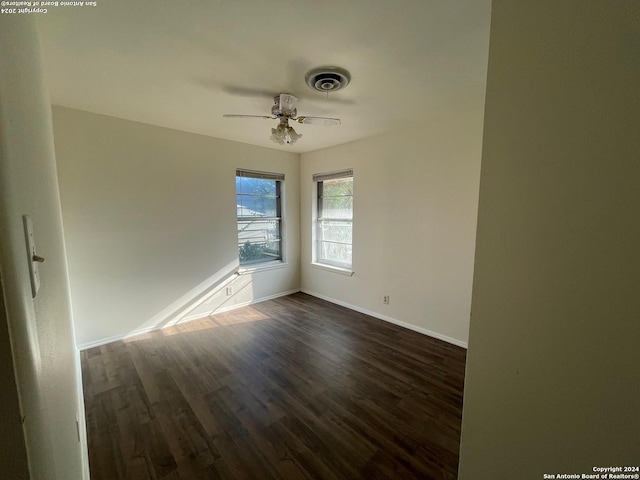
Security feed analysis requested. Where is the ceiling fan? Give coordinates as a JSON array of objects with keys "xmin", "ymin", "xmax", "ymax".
[{"xmin": 223, "ymin": 94, "xmax": 341, "ymax": 145}]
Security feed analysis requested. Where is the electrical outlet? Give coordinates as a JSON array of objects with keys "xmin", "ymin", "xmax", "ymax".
[
  {"xmin": 226, "ymin": 286, "xmax": 233, "ymax": 296},
  {"xmin": 383, "ymin": 295, "xmax": 390, "ymax": 305}
]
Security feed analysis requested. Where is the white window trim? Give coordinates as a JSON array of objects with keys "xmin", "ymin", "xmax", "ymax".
[
  {"xmin": 239, "ymin": 261, "xmax": 288, "ymax": 275},
  {"xmin": 311, "ymin": 262, "xmax": 354, "ymax": 276}
]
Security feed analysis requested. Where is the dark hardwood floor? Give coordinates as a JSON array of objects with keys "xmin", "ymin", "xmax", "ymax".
[{"xmin": 81, "ymin": 292, "xmax": 467, "ymax": 479}]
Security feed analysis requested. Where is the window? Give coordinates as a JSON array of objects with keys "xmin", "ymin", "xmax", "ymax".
[
  {"xmin": 236, "ymin": 169, "xmax": 284, "ymax": 265},
  {"xmin": 314, "ymin": 169, "xmax": 353, "ymax": 270}
]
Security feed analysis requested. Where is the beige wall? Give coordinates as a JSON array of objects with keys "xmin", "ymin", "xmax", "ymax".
[
  {"xmin": 300, "ymin": 110, "xmax": 484, "ymax": 347},
  {"xmin": 459, "ymin": 1, "xmax": 640, "ymax": 477},
  {"xmin": 53, "ymin": 107, "xmax": 300, "ymax": 348},
  {"xmin": 54, "ymin": 103, "xmax": 482, "ymax": 352},
  {"xmin": 0, "ymin": 16, "xmax": 85, "ymax": 480}
]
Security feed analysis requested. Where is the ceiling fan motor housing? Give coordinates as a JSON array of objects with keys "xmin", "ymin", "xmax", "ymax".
[
  {"xmin": 273, "ymin": 94, "xmax": 298, "ymax": 117},
  {"xmin": 305, "ymin": 67, "xmax": 351, "ymax": 93},
  {"xmin": 272, "ymin": 102, "xmax": 296, "ymax": 118}
]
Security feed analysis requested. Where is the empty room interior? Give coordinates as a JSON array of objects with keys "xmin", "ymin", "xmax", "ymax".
[{"xmin": 1, "ymin": 1, "xmax": 639, "ymax": 479}]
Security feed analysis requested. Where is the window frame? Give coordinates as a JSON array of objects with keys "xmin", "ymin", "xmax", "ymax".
[
  {"xmin": 236, "ymin": 169, "xmax": 285, "ymax": 268},
  {"xmin": 314, "ymin": 169, "xmax": 354, "ymax": 272}
]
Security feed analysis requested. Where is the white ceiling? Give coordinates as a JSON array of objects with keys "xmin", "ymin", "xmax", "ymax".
[{"xmin": 37, "ymin": 0, "xmax": 491, "ymax": 153}]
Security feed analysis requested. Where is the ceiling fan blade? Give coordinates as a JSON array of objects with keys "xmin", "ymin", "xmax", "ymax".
[
  {"xmin": 278, "ymin": 94, "xmax": 299, "ymax": 116},
  {"xmin": 223, "ymin": 114, "xmax": 275, "ymax": 120},
  {"xmin": 296, "ymin": 116, "xmax": 341, "ymax": 126}
]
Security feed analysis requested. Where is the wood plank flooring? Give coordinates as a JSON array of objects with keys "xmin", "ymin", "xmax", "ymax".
[{"xmin": 81, "ymin": 292, "xmax": 467, "ymax": 479}]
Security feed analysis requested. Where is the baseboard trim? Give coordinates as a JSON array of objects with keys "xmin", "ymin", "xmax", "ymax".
[
  {"xmin": 78, "ymin": 288, "xmax": 301, "ymax": 350},
  {"xmin": 78, "ymin": 288, "xmax": 467, "ymax": 350},
  {"xmin": 179, "ymin": 288, "xmax": 301, "ymax": 322},
  {"xmin": 301, "ymin": 289, "xmax": 468, "ymax": 349}
]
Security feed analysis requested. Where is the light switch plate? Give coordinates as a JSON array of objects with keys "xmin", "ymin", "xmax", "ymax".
[{"xmin": 23, "ymin": 215, "xmax": 40, "ymax": 298}]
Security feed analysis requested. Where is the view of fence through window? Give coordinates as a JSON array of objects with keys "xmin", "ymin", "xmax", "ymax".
[
  {"xmin": 317, "ymin": 173, "xmax": 353, "ymax": 269},
  {"xmin": 236, "ymin": 170, "xmax": 283, "ymax": 265}
]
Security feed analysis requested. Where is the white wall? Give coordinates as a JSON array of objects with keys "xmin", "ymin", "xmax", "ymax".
[
  {"xmin": 459, "ymin": 1, "xmax": 640, "ymax": 477},
  {"xmin": 0, "ymin": 17, "xmax": 85, "ymax": 480},
  {"xmin": 300, "ymin": 110, "xmax": 484, "ymax": 347},
  {"xmin": 53, "ymin": 107, "xmax": 300, "ymax": 348}
]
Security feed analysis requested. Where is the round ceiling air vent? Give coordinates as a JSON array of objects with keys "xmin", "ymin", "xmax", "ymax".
[{"xmin": 305, "ymin": 67, "xmax": 351, "ymax": 93}]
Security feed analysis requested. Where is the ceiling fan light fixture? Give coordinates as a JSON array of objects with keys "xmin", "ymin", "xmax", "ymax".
[
  {"xmin": 286, "ymin": 125, "xmax": 302, "ymax": 144},
  {"xmin": 270, "ymin": 123, "xmax": 286, "ymax": 145},
  {"xmin": 270, "ymin": 119, "xmax": 302, "ymax": 145}
]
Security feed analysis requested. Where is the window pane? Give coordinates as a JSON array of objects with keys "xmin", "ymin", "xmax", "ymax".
[
  {"xmin": 238, "ymin": 219, "xmax": 280, "ymax": 243},
  {"xmin": 236, "ymin": 171, "xmax": 283, "ymax": 266},
  {"xmin": 316, "ymin": 175, "xmax": 353, "ymax": 268},
  {"xmin": 237, "ymin": 194, "xmax": 277, "ymax": 217},
  {"xmin": 238, "ymin": 240, "xmax": 281, "ymax": 264},
  {"xmin": 236, "ymin": 176, "xmax": 277, "ymax": 196},
  {"xmin": 320, "ymin": 196, "xmax": 353, "ymax": 219},
  {"xmin": 318, "ymin": 220, "xmax": 352, "ymax": 244},
  {"xmin": 322, "ymin": 178, "xmax": 353, "ymax": 197},
  {"xmin": 318, "ymin": 241, "xmax": 352, "ymax": 266},
  {"xmin": 238, "ymin": 217, "xmax": 281, "ymax": 264}
]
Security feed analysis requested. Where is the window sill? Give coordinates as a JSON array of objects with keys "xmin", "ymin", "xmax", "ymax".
[
  {"xmin": 311, "ymin": 262, "xmax": 354, "ymax": 276},
  {"xmin": 239, "ymin": 261, "xmax": 288, "ymax": 275}
]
